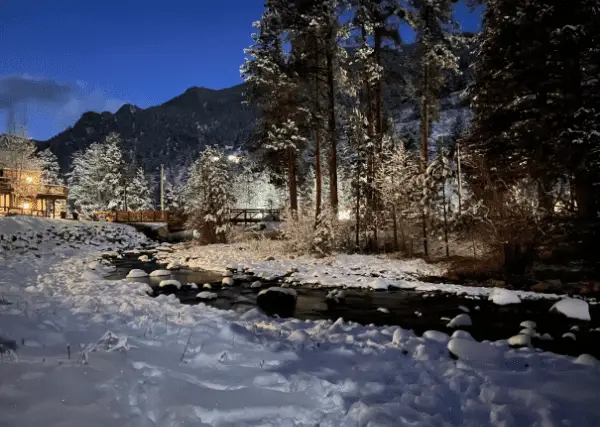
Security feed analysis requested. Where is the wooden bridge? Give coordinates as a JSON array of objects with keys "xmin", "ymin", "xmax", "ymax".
[
  {"xmin": 94, "ymin": 208, "xmax": 281, "ymax": 227},
  {"xmin": 229, "ymin": 208, "xmax": 281, "ymax": 225}
]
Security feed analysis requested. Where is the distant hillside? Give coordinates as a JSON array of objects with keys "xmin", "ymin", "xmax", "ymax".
[
  {"xmin": 40, "ymin": 37, "xmax": 475, "ymax": 178},
  {"xmin": 39, "ymin": 84, "xmax": 257, "ymax": 175}
]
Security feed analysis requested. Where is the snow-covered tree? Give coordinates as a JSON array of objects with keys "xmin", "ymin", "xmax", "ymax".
[
  {"xmin": 67, "ymin": 133, "xmax": 126, "ymax": 216},
  {"xmin": 376, "ymin": 140, "xmax": 422, "ymax": 251},
  {"xmin": 427, "ymin": 145, "xmax": 456, "ymax": 256},
  {"xmin": 184, "ymin": 147, "xmax": 233, "ymax": 244},
  {"xmin": 126, "ymin": 167, "xmax": 153, "ymax": 211},
  {"xmin": 37, "ymin": 148, "xmax": 62, "ymax": 185}
]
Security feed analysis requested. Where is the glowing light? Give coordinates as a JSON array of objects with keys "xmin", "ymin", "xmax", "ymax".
[
  {"xmin": 210, "ymin": 156, "xmax": 220, "ymax": 162},
  {"xmin": 25, "ymin": 176, "xmax": 33, "ymax": 183},
  {"xmin": 228, "ymin": 155, "xmax": 240, "ymax": 163},
  {"xmin": 338, "ymin": 210, "xmax": 351, "ymax": 221},
  {"xmin": 23, "ymin": 202, "xmax": 31, "ymax": 210}
]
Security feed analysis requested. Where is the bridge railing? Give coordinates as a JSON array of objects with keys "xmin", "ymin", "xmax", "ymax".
[{"xmin": 95, "ymin": 210, "xmax": 169, "ymax": 223}]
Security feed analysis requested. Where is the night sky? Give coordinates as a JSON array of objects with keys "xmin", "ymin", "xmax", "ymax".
[{"xmin": 0, "ymin": 0, "xmax": 483, "ymax": 140}]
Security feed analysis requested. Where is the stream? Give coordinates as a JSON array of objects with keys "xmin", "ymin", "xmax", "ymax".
[{"xmin": 105, "ymin": 251, "xmax": 600, "ymax": 359}]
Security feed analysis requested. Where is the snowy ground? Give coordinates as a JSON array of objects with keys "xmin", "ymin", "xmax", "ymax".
[
  {"xmin": 1, "ymin": 218, "xmax": 599, "ymax": 427},
  {"xmin": 155, "ymin": 242, "xmax": 579, "ymax": 302}
]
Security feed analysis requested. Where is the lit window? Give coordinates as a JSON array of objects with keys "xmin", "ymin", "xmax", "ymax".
[{"xmin": 25, "ymin": 176, "xmax": 33, "ymax": 183}]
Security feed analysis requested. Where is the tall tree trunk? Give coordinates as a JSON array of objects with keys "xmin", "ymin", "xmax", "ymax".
[
  {"xmin": 314, "ymin": 74, "xmax": 322, "ymax": 224},
  {"xmin": 421, "ymin": 62, "xmax": 430, "ymax": 256},
  {"xmin": 456, "ymin": 142, "xmax": 463, "ymax": 214},
  {"xmin": 355, "ymin": 171, "xmax": 360, "ymax": 250},
  {"xmin": 315, "ymin": 129, "xmax": 322, "ymax": 221},
  {"xmin": 326, "ymin": 50, "xmax": 338, "ymax": 216},
  {"xmin": 287, "ymin": 146, "xmax": 298, "ymax": 217},
  {"xmin": 361, "ymin": 26, "xmax": 376, "ymax": 251},
  {"xmin": 392, "ymin": 204, "xmax": 399, "ymax": 251},
  {"xmin": 442, "ymin": 181, "xmax": 449, "ymax": 257}
]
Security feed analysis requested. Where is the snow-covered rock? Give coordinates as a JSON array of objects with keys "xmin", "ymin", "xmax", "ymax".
[
  {"xmin": 202, "ymin": 283, "xmax": 212, "ymax": 290},
  {"xmin": 326, "ymin": 289, "xmax": 346, "ymax": 303},
  {"xmin": 508, "ymin": 334, "xmax": 532, "ymax": 347},
  {"xmin": 377, "ymin": 307, "xmax": 390, "ymax": 314},
  {"xmin": 489, "ymin": 288, "xmax": 521, "ymax": 306},
  {"xmin": 138, "ymin": 255, "xmax": 150, "ymax": 262},
  {"xmin": 562, "ymin": 332, "xmax": 576, "ymax": 340},
  {"xmin": 126, "ymin": 269, "xmax": 149, "ymax": 279},
  {"xmin": 250, "ymin": 281, "xmax": 262, "ymax": 289},
  {"xmin": 223, "ymin": 270, "xmax": 233, "ymax": 277},
  {"xmin": 539, "ymin": 333, "xmax": 554, "ymax": 341},
  {"xmin": 447, "ymin": 314, "xmax": 472, "ymax": 328},
  {"xmin": 368, "ymin": 278, "xmax": 389, "ymax": 290},
  {"xmin": 257, "ymin": 287, "xmax": 297, "ymax": 317},
  {"xmin": 574, "ymin": 354, "xmax": 598, "ymax": 367},
  {"xmin": 149, "ymin": 270, "xmax": 171, "ymax": 277},
  {"xmin": 222, "ymin": 277, "xmax": 234, "ymax": 286},
  {"xmin": 166, "ymin": 261, "xmax": 180, "ymax": 270},
  {"xmin": 187, "ymin": 283, "xmax": 198, "ymax": 289},
  {"xmin": 459, "ymin": 305, "xmax": 470, "ymax": 313},
  {"xmin": 520, "ymin": 320, "xmax": 537, "ymax": 329},
  {"xmin": 159, "ymin": 280, "xmax": 181, "ymax": 290},
  {"xmin": 196, "ymin": 292, "xmax": 218, "ymax": 300},
  {"xmin": 550, "ymin": 298, "xmax": 591, "ymax": 321},
  {"xmin": 519, "ymin": 328, "xmax": 537, "ymax": 337}
]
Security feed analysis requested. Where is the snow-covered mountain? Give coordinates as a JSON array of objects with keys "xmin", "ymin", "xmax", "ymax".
[
  {"xmin": 39, "ymin": 85, "xmax": 257, "ymax": 175},
  {"xmin": 40, "ymin": 39, "xmax": 474, "ymax": 176}
]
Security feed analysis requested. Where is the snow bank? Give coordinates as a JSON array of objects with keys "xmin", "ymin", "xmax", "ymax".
[
  {"xmin": 153, "ymin": 242, "xmax": 574, "ymax": 301},
  {"xmin": 550, "ymin": 298, "xmax": 592, "ymax": 321},
  {"xmin": 2, "ymin": 220, "xmax": 600, "ymax": 426}
]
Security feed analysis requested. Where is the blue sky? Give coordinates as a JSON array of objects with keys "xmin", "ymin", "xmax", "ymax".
[{"xmin": 0, "ymin": 0, "xmax": 482, "ymax": 140}]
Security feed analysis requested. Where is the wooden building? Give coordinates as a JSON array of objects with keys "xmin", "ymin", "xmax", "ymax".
[{"xmin": 0, "ymin": 168, "xmax": 68, "ymax": 218}]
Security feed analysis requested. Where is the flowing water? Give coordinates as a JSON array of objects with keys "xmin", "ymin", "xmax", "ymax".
[{"xmin": 105, "ymin": 251, "xmax": 600, "ymax": 358}]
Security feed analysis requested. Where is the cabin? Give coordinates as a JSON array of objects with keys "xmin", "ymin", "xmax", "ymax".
[{"xmin": 0, "ymin": 168, "xmax": 68, "ymax": 218}]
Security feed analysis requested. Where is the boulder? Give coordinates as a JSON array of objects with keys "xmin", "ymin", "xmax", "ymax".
[{"xmin": 257, "ymin": 287, "xmax": 297, "ymax": 317}]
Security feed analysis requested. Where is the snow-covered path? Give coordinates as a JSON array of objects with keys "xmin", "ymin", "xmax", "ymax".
[{"xmin": 1, "ymin": 218, "xmax": 599, "ymax": 427}]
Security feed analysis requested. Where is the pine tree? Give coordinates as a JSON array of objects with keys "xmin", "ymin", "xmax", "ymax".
[
  {"xmin": 410, "ymin": 0, "xmax": 460, "ymax": 255},
  {"xmin": 427, "ymin": 145, "xmax": 456, "ymax": 257},
  {"xmin": 126, "ymin": 167, "xmax": 153, "ymax": 211},
  {"xmin": 242, "ymin": 0, "xmax": 305, "ymax": 214},
  {"xmin": 184, "ymin": 147, "xmax": 233, "ymax": 244},
  {"xmin": 67, "ymin": 133, "xmax": 126, "ymax": 216},
  {"xmin": 467, "ymin": 0, "xmax": 600, "ymax": 221},
  {"xmin": 37, "ymin": 148, "xmax": 62, "ymax": 185}
]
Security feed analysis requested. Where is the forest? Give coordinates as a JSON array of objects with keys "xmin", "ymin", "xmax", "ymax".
[{"xmin": 238, "ymin": 0, "xmax": 600, "ymax": 277}]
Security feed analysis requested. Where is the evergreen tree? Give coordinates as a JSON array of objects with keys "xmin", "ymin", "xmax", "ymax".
[
  {"xmin": 126, "ymin": 167, "xmax": 153, "ymax": 211},
  {"xmin": 184, "ymin": 147, "xmax": 233, "ymax": 244},
  {"xmin": 37, "ymin": 148, "xmax": 62, "ymax": 185},
  {"xmin": 242, "ymin": 0, "xmax": 305, "ymax": 214},
  {"xmin": 410, "ymin": 0, "xmax": 460, "ymax": 255},
  {"xmin": 67, "ymin": 133, "xmax": 126, "ymax": 216},
  {"xmin": 467, "ymin": 0, "xmax": 600, "ymax": 221}
]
